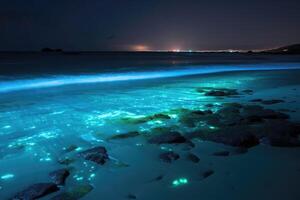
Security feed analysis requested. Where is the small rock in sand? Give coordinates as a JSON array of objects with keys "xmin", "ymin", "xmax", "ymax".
[
  {"xmin": 127, "ymin": 194, "xmax": 137, "ymax": 199},
  {"xmin": 49, "ymin": 168, "xmax": 70, "ymax": 185},
  {"xmin": 261, "ymin": 99, "xmax": 285, "ymax": 105},
  {"xmin": 108, "ymin": 131, "xmax": 140, "ymax": 140},
  {"xmin": 186, "ymin": 153, "xmax": 200, "ymax": 163},
  {"xmin": 78, "ymin": 146, "xmax": 109, "ymax": 165},
  {"xmin": 50, "ymin": 184, "xmax": 93, "ymax": 200},
  {"xmin": 159, "ymin": 151, "xmax": 180, "ymax": 163},
  {"xmin": 148, "ymin": 132, "xmax": 186, "ymax": 144},
  {"xmin": 213, "ymin": 151, "xmax": 230, "ymax": 156},
  {"xmin": 13, "ymin": 183, "xmax": 59, "ymax": 200},
  {"xmin": 202, "ymin": 170, "xmax": 214, "ymax": 179}
]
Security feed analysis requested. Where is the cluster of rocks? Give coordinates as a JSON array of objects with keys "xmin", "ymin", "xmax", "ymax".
[
  {"xmin": 11, "ymin": 146, "xmax": 108, "ymax": 199},
  {"xmin": 114, "ymin": 87, "xmax": 299, "ymax": 149},
  {"xmin": 12, "ymin": 169, "xmax": 69, "ymax": 200}
]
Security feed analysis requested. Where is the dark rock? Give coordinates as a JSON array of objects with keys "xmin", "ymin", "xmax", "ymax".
[
  {"xmin": 153, "ymin": 175, "xmax": 164, "ymax": 181},
  {"xmin": 179, "ymin": 109, "xmax": 213, "ymax": 127},
  {"xmin": 41, "ymin": 48, "xmax": 63, "ymax": 53},
  {"xmin": 159, "ymin": 152, "xmax": 180, "ymax": 163},
  {"xmin": 127, "ymin": 194, "xmax": 137, "ymax": 199},
  {"xmin": 148, "ymin": 175, "xmax": 164, "ymax": 183},
  {"xmin": 78, "ymin": 146, "xmax": 109, "ymax": 165},
  {"xmin": 241, "ymin": 115, "xmax": 264, "ymax": 124},
  {"xmin": 49, "ymin": 169, "xmax": 70, "ymax": 185},
  {"xmin": 250, "ymin": 99, "xmax": 263, "ymax": 102},
  {"xmin": 13, "ymin": 183, "xmax": 59, "ymax": 200},
  {"xmin": 121, "ymin": 113, "xmax": 171, "ymax": 124},
  {"xmin": 148, "ymin": 132, "xmax": 186, "ymax": 144},
  {"xmin": 261, "ymin": 99, "xmax": 285, "ymax": 105},
  {"xmin": 197, "ymin": 87, "xmax": 239, "ymax": 97},
  {"xmin": 258, "ymin": 121, "xmax": 300, "ymax": 147},
  {"xmin": 181, "ymin": 140, "xmax": 196, "ymax": 151},
  {"xmin": 63, "ymin": 145, "xmax": 78, "ymax": 153},
  {"xmin": 241, "ymin": 105, "xmax": 289, "ymax": 120},
  {"xmin": 58, "ymin": 157, "xmax": 75, "ymax": 165},
  {"xmin": 50, "ymin": 184, "xmax": 93, "ymax": 200},
  {"xmin": 152, "ymin": 113, "xmax": 171, "ymax": 120},
  {"xmin": 241, "ymin": 89, "xmax": 253, "ymax": 94},
  {"xmin": 186, "ymin": 153, "xmax": 200, "ymax": 163},
  {"xmin": 195, "ymin": 126, "xmax": 260, "ymax": 148},
  {"xmin": 202, "ymin": 170, "xmax": 214, "ymax": 178},
  {"xmin": 232, "ymin": 147, "xmax": 248, "ymax": 155},
  {"xmin": 108, "ymin": 131, "xmax": 140, "ymax": 140},
  {"xmin": 213, "ymin": 151, "xmax": 230, "ymax": 156},
  {"xmin": 278, "ymin": 109, "xmax": 296, "ymax": 113}
]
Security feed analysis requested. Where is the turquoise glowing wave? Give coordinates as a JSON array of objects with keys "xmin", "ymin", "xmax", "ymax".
[{"xmin": 0, "ymin": 63, "xmax": 300, "ymax": 93}]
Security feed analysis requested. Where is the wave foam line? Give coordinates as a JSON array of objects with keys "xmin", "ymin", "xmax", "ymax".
[{"xmin": 0, "ymin": 64, "xmax": 299, "ymax": 93}]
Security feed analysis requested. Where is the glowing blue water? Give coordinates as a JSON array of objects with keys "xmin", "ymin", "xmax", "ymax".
[
  {"xmin": 1, "ymin": 63, "xmax": 300, "ymax": 93},
  {"xmin": 1, "ymin": 61, "xmax": 300, "ymax": 199}
]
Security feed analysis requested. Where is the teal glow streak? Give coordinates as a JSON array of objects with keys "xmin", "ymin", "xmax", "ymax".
[
  {"xmin": 2, "ymin": 125, "xmax": 11, "ymax": 129},
  {"xmin": 172, "ymin": 178, "xmax": 188, "ymax": 187},
  {"xmin": 209, "ymin": 126, "xmax": 218, "ymax": 130},
  {"xmin": 39, "ymin": 157, "xmax": 52, "ymax": 162},
  {"xmin": 1, "ymin": 174, "xmax": 14, "ymax": 180}
]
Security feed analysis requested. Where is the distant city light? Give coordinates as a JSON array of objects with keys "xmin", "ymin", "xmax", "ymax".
[
  {"xmin": 132, "ymin": 45, "xmax": 149, "ymax": 51},
  {"xmin": 172, "ymin": 49, "xmax": 181, "ymax": 52}
]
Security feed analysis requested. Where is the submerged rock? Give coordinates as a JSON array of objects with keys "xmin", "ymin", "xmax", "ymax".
[
  {"xmin": 159, "ymin": 151, "xmax": 180, "ymax": 163},
  {"xmin": 241, "ymin": 89, "xmax": 254, "ymax": 94},
  {"xmin": 213, "ymin": 151, "xmax": 230, "ymax": 156},
  {"xmin": 178, "ymin": 109, "xmax": 214, "ymax": 127},
  {"xmin": 63, "ymin": 145, "xmax": 78, "ymax": 153},
  {"xmin": 12, "ymin": 183, "xmax": 59, "ymax": 200},
  {"xmin": 127, "ymin": 194, "xmax": 137, "ymax": 199},
  {"xmin": 186, "ymin": 153, "xmax": 200, "ymax": 163},
  {"xmin": 121, "ymin": 113, "xmax": 171, "ymax": 124},
  {"xmin": 78, "ymin": 146, "xmax": 109, "ymax": 165},
  {"xmin": 108, "ymin": 131, "xmax": 140, "ymax": 140},
  {"xmin": 256, "ymin": 120, "xmax": 300, "ymax": 147},
  {"xmin": 49, "ymin": 169, "xmax": 70, "ymax": 185},
  {"xmin": 148, "ymin": 132, "xmax": 186, "ymax": 144},
  {"xmin": 232, "ymin": 147, "xmax": 248, "ymax": 155},
  {"xmin": 50, "ymin": 184, "xmax": 93, "ymax": 200},
  {"xmin": 261, "ymin": 99, "xmax": 285, "ymax": 105},
  {"xmin": 250, "ymin": 99, "xmax": 285, "ymax": 105},
  {"xmin": 202, "ymin": 170, "xmax": 214, "ymax": 179},
  {"xmin": 58, "ymin": 157, "xmax": 75, "ymax": 165},
  {"xmin": 196, "ymin": 87, "xmax": 239, "ymax": 97}
]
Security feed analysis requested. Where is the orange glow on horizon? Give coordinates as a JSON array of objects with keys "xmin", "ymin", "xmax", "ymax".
[{"xmin": 131, "ymin": 45, "xmax": 149, "ymax": 51}]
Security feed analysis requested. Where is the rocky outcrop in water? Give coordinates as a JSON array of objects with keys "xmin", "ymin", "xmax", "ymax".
[
  {"xmin": 78, "ymin": 146, "xmax": 109, "ymax": 165},
  {"xmin": 148, "ymin": 131, "xmax": 187, "ymax": 144},
  {"xmin": 49, "ymin": 169, "xmax": 70, "ymax": 186},
  {"xmin": 12, "ymin": 183, "xmax": 59, "ymax": 200},
  {"xmin": 159, "ymin": 151, "xmax": 180, "ymax": 163},
  {"xmin": 50, "ymin": 184, "xmax": 93, "ymax": 200}
]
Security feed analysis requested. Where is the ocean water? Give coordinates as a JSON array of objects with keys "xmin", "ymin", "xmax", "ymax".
[{"xmin": 1, "ymin": 53, "xmax": 300, "ymax": 200}]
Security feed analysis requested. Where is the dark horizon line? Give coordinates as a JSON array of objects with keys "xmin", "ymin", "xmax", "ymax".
[{"xmin": 0, "ymin": 43, "xmax": 299, "ymax": 54}]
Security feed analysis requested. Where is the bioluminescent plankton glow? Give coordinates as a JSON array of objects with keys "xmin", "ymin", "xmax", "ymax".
[
  {"xmin": 1, "ymin": 56, "xmax": 300, "ymax": 200},
  {"xmin": 0, "ymin": 174, "xmax": 15, "ymax": 180},
  {"xmin": 172, "ymin": 178, "xmax": 189, "ymax": 187}
]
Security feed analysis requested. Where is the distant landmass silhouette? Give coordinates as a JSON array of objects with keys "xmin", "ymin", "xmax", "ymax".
[{"xmin": 264, "ymin": 44, "xmax": 300, "ymax": 54}]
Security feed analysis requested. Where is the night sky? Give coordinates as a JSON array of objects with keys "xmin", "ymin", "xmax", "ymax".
[{"xmin": 0, "ymin": 0, "xmax": 300, "ymax": 51}]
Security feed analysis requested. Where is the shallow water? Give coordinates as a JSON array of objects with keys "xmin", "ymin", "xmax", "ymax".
[{"xmin": 1, "ymin": 55, "xmax": 300, "ymax": 199}]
